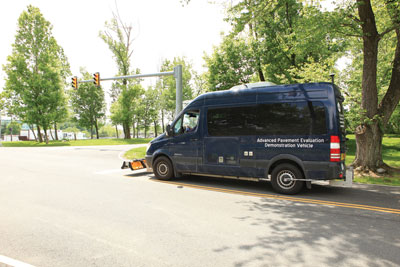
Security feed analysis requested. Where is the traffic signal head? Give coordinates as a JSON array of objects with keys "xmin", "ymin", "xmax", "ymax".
[
  {"xmin": 93, "ymin": 72, "xmax": 100, "ymax": 86},
  {"xmin": 71, "ymin": 76, "xmax": 78, "ymax": 89}
]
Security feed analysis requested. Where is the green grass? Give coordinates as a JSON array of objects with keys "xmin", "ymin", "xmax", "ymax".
[
  {"xmin": 123, "ymin": 146, "xmax": 147, "ymax": 160},
  {"xmin": 354, "ymin": 175, "xmax": 400, "ymax": 186},
  {"xmin": 345, "ymin": 135, "xmax": 400, "ymax": 169},
  {"xmin": 345, "ymin": 134, "xmax": 400, "ymax": 186},
  {"xmin": 1, "ymin": 138, "xmax": 152, "ymax": 147}
]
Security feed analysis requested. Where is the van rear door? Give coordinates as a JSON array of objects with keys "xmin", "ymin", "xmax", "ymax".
[{"xmin": 335, "ymin": 89, "xmax": 346, "ymax": 161}]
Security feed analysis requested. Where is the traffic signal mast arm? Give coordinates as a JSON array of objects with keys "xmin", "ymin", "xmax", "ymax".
[
  {"xmin": 73, "ymin": 65, "xmax": 182, "ymax": 116},
  {"xmin": 77, "ymin": 71, "xmax": 175, "ymax": 84}
]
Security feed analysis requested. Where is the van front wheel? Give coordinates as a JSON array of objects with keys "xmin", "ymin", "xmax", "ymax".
[
  {"xmin": 153, "ymin": 156, "xmax": 174, "ymax": 180},
  {"xmin": 271, "ymin": 164, "xmax": 304, "ymax": 194}
]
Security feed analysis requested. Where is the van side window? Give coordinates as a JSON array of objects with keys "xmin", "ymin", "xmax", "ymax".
[
  {"xmin": 207, "ymin": 102, "xmax": 326, "ymax": 136},
  {"xmin": 173, "ymin": 110, "xmax": 200, "ymax": 135},
  {"xmin": 207, "ymin": 106, "xmax": 257, "ymax": 136}
]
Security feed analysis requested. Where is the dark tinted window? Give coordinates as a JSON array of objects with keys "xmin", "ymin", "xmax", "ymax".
[
  {"xmin": 310, "ymin": 102, "xmax": 327, "ymax": 135},
  {"xmin": 207, "ymin": 102, "xmax": 326, "ymax": 136},
  {"xmin": 207, "ymin": 106, "xmax": 257, "ymax": 136}
]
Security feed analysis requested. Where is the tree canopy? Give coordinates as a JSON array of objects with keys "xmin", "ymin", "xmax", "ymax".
[{"xmin": 2, "ymin": 5, "xmax": 70, "ymax": 143}]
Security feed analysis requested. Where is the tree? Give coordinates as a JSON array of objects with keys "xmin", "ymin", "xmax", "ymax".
[
  {"xmin": 139, "ymin": 86, "xmax": 160, "ymax": 138},
  {"xmin": 335, "ymin": 0, "xmax": 400, "ymax": 171},
  {"xmin": 99, "ymin": 10, "xmax": 136, "ymax": 139},
  {"xmin": 109, "ymin": 82, "xmax": 143, "ymax": 138},
  {"xmin": 5, "ymin": 121, "xmax": 21, "ymax": 135},
  {"xmin": 69, "ymin": 68, "xmax": 106, "ymax": 139},
  {"xmin": 99, "ymin": 124, "xmax": 121, "ymax": 138},
  {"xmin": 223, "ymin": 0, "xmax": 346, "ymax": 84},
  {"xmin": 2, "ymin": 5, "xmax": 70, "ymax": 144},
  {"xmin": 204, "ymin": 35, "xmax": 257, "ymax": 91},
  {"xmin": 159, "ymin": 57, "xmax": 194, "ymax": 124}
]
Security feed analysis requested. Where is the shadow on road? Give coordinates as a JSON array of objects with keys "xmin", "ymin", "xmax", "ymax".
[
  {"xmin": 140, "ymin": 174, "xmax": 400, "ymax": 210},
  {"xmin": 224, "ymin": 196, "xmax": 400, "ymax": 266},
  {"xmin": 122, "ymin": 172, "xmax": 400, "ymax": 266}
]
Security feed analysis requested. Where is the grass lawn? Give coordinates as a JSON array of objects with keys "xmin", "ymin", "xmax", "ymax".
[
  {"xmin": 123, "ymin": 146, "xmax": 147, "ymax": 160},
  {"xmin": 345, "ymin": 134, "xmax": 400, "ymax": 186},
  {"xmin": 345, "ymin": 134, "xmax": 400, "ymax": 169},
  {"xmin": 1, "ymin": 138, "xmax": 152, "ymax": 147}
]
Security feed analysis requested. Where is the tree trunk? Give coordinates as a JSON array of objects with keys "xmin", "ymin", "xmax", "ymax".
[
  {"xmin": 90, "ymin": 124, "xmax": 93, "ymax": 139},
  {"xmin": 37, "ymin": 125, "xmax": 43, "ymax": 143},
  {"xmin": 95, "ymin": 118, "xmax": 99, "ymax": 139},
  {"xmin": 49, "ymin": 127, "xmax": 54, "ymax": 141},
  {"xmin": 154, "ymin": 120, "xmax": 158, "ymax": 137},
  {"xmin": 54, "ymin": 122, "xmax": 58, "ymax": 141},
  {"xmin": 115, "ymin": 125, "xmax": 119, "ymax": 138},
  {"xmin": 132, "ymin": 122, "xmax": 135, "ymax": 139},
  {"xmin": 161, "ymin": 110, "xmax": 165, "ymax": 133},
  {"xmin": 136, "ymin": 120, "xmax": 139, "ymax": 138},
  {"xmin": 123, "ymin": 121, "xmax": 131, "ymax": 139},
  {"xmin": 354, "ymin": 0, "xmax": 381, "ymax": 170},
  {"xmin": 30, "ymin": 124, "xmax": 37, "ymax": 141},
  {"xmin": 43, "ymin": 125, "xmax": 49, "ymax": 144},
  {"xmin": 354, "ymin": 122, "xmax": 383, "ymax": 170}
]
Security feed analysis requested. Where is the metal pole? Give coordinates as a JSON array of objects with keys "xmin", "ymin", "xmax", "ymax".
[
  {"xmin": 330, "ymin": 73, "xmax": 335, "ymax": 84},
  {"xmin": 174, "ymin": 65, "xmax": 183, "ymax": 117}
]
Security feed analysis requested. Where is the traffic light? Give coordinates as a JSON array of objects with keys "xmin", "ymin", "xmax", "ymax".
[
  {"xmin": 71, "ymin": 76, "xmax": 78, "ymax": 89},
  {"xmin": 93, "ymin": 72, "xmax": 100, "ymax": 86}
]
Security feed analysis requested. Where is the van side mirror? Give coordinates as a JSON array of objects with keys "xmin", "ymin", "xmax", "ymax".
[{"xmin": 166, "ymin": 124, "xmax": 172, "ymax": 136}]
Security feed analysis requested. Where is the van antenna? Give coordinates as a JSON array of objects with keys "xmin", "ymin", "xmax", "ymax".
[{"xmin": 330, "ymin": 73, "xmax": 335, "ymax": 84}]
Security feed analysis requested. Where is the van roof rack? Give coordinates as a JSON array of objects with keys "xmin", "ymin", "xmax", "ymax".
[{"xmin": 230, "ymin": 81, "xmax": 276, "ymax": 90}]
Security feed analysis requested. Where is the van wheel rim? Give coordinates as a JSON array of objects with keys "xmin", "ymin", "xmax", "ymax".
[
  {"xmin": 157, "ymin": 163, "xmax": 168, "ymax": 176},
  {"xmin": 277, "ymin": 170, "xmax": 296, "ymax": 189}
]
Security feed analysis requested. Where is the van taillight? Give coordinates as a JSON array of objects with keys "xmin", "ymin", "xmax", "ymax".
[{"xmin": 330, "ymin": 135, "xmax": 341, "ymax": 162}]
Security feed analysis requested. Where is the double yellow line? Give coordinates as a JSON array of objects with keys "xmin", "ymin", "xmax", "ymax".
[{"xmin": 153, "ymin": 180, "xmax": 400, "ymax": 215}]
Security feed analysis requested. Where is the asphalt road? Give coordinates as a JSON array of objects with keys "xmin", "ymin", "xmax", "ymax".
[{"xmin": 0, "ymin": 145, "xmax": 399, "ymax": 267}]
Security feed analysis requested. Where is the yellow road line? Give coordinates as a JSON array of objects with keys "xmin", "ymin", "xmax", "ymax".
[{"xmin": 153, "ymin": 180, "xmax": 400, "ymax": 215}]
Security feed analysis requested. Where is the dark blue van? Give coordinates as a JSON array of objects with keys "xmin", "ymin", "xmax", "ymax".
[{"xmin": 145, "ymin": 82, "xmax": 346, "ymax": 194}]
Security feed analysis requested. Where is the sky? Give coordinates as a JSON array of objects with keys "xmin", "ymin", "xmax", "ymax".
[{"xmin": 0, "ymin": 0, "xmax": 231, "ymax": 96}]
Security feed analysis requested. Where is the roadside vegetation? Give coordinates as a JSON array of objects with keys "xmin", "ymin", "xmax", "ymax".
[
  {"xmin": 346, "ymin": 135, "xmax": 400, "ymax": 186},
  {"xmin": 123, "ymin": 146, "xmax": 147, "ymax": 160},
  {"xmin": 1, "ymin": 138, "xmax": 151, "ymax": 147}
]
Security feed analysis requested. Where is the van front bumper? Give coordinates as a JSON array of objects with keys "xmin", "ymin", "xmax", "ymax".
[{"xmin": 145, "ymin": 155, "xmax": 153, "ymax": 172}]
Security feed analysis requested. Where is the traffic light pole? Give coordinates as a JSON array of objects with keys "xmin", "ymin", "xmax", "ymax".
[{"xmin": 77, "ymin": 65, "xmax": 183, "ymax": 116}]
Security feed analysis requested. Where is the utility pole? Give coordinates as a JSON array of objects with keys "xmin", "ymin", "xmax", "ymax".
[{"xmin": 174, "ymin": 65, "xmax": 183, "ymax": 117}]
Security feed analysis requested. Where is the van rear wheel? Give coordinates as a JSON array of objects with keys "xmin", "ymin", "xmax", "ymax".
[
  {"xmin": 153, "ymin": 156, "xmax": 174, "ymax": 180},
  {"xmin": 271, "ymin": 164, "xmax": 304, "ymax": 194}
]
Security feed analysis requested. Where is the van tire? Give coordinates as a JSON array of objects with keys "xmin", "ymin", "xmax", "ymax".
[
  {"xmin": 153, "ymin": 156, "xmax": 174, "ymax": 180},
  {"xmin": 271, "ymin": 164, "xmax": 304, "ymax": 195}
]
